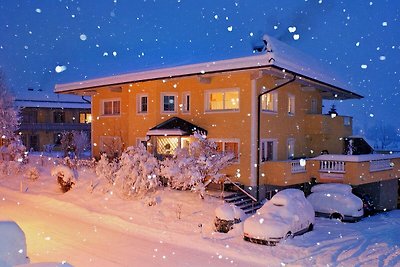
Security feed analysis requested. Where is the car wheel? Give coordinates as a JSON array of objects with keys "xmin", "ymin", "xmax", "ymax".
[
  {"xmin": 330, "ymin": 213, "xmax": 343, "ymax": 221},
  {"xmin": 308, "ymin": 223, "xmax": 314, "ymax": 231}
]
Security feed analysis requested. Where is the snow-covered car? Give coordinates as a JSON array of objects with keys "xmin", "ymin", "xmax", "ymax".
[
  {"xmin": 243, "ymin": 189, "xmax": 315, "ymax": 245},
  {"xmin": 307, "ymin": 183, "xmax": 363, "ymax": 222},
  {"xmin": 0, "ymin": 221, "xmax": 29, "ymax": 266}
]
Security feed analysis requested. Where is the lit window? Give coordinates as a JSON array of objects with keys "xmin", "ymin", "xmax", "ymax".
[
  {"xmin": 214, "ymin": 140, "xmax": 239, "ymax": 162},
  {"xmin": 206, "ymin": 89, "xmax": 239, "ymax": 111},
  {"xmin": 161, "ymin": 93, "xmax": 177, "ymax": 113},
  {"xmin": 261, "ymin": 92, "xmax": 278, "ymax": 112},
  {"xmin": 288, "ymin": 94, "xmax": 295, "ymax": 115},
  {"xmin": 103, "ymin": 100, "xmax": 120, "ymax": 115},
  {"xmin": 79, "ymin": 113, "xmax": 92, "ymax": 123}
]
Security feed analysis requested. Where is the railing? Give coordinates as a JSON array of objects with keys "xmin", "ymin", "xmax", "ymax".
[
  {"xmin": 291, "ymin": 160, "xmax": 306, "ymax": 173},
  {"xmin": 19, "ymin": 123, "xmax": 91, "ymax": 131},
  {"xmin": 319, "ymin": 160, "xmax": 345, "ymax": 173},
  {"xmin": 370, "ymin": 159, "xmax": 392, "ymax": 172},
  {"xmin": 225, "ymin": 177, "xmax": 257, "ymax": 202}
]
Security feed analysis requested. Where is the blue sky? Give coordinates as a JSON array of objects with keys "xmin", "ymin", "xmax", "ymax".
[{"xmin": 0, "ymin": 0, "xmax": 399, "ymax": 133}]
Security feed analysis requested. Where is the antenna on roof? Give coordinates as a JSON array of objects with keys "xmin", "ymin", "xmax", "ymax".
[{"xmin": 252, "ymin": 39, "xmax": 273, "ymax": 53}]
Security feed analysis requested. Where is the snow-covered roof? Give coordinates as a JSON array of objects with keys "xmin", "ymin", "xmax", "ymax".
[
  {"xmin": 14, "ymin": 89, "xmax": 90, "ymax": 109},
  {"xmin": 55, "ymin": 35, "xmax": 362, "ymax": 100}
]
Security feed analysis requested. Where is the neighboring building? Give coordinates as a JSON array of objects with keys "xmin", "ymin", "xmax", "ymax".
[
  {"xmin": 54, "ymin": 35, "xmax": 400, "ymax": 210},
  {"xmin": 15, "ymin": 89, "xmax": 91, "ymax": 152}
]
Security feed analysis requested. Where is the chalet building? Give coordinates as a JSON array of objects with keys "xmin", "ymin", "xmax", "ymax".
[
  {"xmin": 15, "ymin": 89, "xmax": 91, "ymax": 152},
  {"xmin": 54, "ymin": 35, "xmax": 400, "ymax": 210}
]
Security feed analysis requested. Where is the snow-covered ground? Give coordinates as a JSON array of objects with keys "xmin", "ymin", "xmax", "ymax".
[{"xmin": 0, "ymin": 155, "xmax": 400, "ymax": 266}]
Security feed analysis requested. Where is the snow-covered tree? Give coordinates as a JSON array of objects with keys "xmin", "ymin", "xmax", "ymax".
[
  {"xmin": 160, "ymin": 133, "xmax": 235, "ymax": 197},
  {"xmin": 95, "ymin": 153, "xmax": 118, "ymax": 185},
  {"xmin": 114, "ymin": 145, "xmax": 159, "ymax": 198},
  {"xmin": 60, "ymin": 130, "xmax": 89, "ymax": 158},
  {"xmin": 0, "ymin": 72, "xmax": 20, "ymax": 143},
  {"xmin": 73, "ymin": 130, "xmax": 89, "ymax": 158}
]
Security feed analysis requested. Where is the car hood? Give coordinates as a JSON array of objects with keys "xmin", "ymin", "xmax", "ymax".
[{"xmin": 243, "ymin": 214, "xmax": 290, "ymax": 240}]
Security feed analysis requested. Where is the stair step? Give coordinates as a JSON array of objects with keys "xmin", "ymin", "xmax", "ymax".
[
  {"xmin": 225, "ymin": 195, "xmax": 251, "ymax": 203},
  {"xmin": 234, "ymin": 199, "xmax": 253, "ymax": 207},
  {"xmin": 243, "ymin": 203, "xmax": 263, "ymax": 214}
]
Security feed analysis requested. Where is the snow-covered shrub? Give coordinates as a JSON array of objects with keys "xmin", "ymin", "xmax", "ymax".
[
  {"xmin": 6, "ymin": 137, "xmax": 26, "ymax": 162},
  {"xmin": 51, "ymin": 165, "xmax": 76, "ymax": 193},
  {"xmin": 95, "ymin": 153, "xmax": 118, "ymax": 185},
  {"xmin": 160, "ymin": 133, "xmax": 235, "ymax": 197},
  {"xmin": 61, "ymin": 131, "xmax": 76, "ymax": 158},
  {"xmin": 214, "ymin": 204, "xmax": 244, "ymax": 233},
  {"xmin": 73, "ymin": 130, "xmax": 89, "ymax": 158},
  {"xmin": 61, "ymin": 130, "xmax": 90, "ymax": 158},
  {"xmin": 24, "ymin": 166, "xmax": 39, "ymax": 181},
  {"xmin": 114, "ymin": 145, "xmax": 159, "ymax": 198}
]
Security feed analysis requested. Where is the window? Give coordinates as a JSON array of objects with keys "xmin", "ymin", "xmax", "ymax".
[
  {"xmin": 311, "ymin": 98, "xmax": 318, "ymax": 114},
  {"xmin": 22, "ymin": 110, "xmax": 37, "ymax": 123},
  {"xmin": 79, "ymin": 112, "xmax": 92, "ymax": 123},
  {"xmin": 54, "ymin": 133, "xmax": 62, "ymax": 145},
  {"xmin": 205, "ymin": 89, "xmax": 239, "ymax": 111},
  {"xmin": 261, "ymin": 139, "xmax": 277, "ymax": 162},
  {"xmin": 161, "ymin": 93, "xmax": 177, "ymax": 113},
  {"xmin": 214, "ymin": 139, "xmax": 240, "ymax": 162},
  {"xmin": 343, "ymin": 116, "xmax": 351, "ymax": 126},
  {"xmin": 99, "ymin": 136, "xmax": 122, "ymax": 157},
  {"xmin": 261, "ymin": 92, "xmax": 278, "ymax": 112},
  {"xmin": 136, "ymin": 138, "xmax": 148, "ymax": 149},
  {"xmin": 288, "ymin": 94, "xmax": 295, "ymax": 115},
  {"xmin": 182, "ymin": 92, "xmax": 190, "ymax": 113},
  {"xmin": 102, "ymin": 99, "xmax": 121, "ymax": 115},
  {"xmin": 53, "ymin": 111, "xmax": 65, "ymax": 123},
  {"xmin": 137, "ymin": 94, "xmax": 148, "ymax": 114},
  {"xmin": 287, "ymin": 138, "xmax": 295, "ymax": 159}
]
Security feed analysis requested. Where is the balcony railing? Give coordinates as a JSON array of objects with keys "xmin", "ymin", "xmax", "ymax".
[
  {"xmin": 319, "ymin": 160, "xmax": 345, "ymax": 173},
  {"xmin": 19, "ymin": 123, "xmax": 91, "ymax": 131},
  {"xmin": 291, "ymin": 160, "xmax": 306, "ymax": 173},
  {"xmin": 369, "ymin": 159, "xmax": 392, "ymax": 172}
]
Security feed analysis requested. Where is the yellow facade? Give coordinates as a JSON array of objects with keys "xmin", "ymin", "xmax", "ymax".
[{"xmin": 87, "ymin": 69, "xmax": 355, "ymax": 188}]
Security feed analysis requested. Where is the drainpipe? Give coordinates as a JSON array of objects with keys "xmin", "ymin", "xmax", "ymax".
[{"xmin": 256, "ymin": 74, "xmax": 297, "ymax": 201}]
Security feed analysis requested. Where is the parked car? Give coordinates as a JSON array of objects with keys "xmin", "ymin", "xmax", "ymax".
[
  {"xmin": 307, "ymin": 183, "xmax": 363, "ymax": 222},
  {"xmin": 243, "ymin": 189, "xmax": 315, "ymax": 245},
  {"xmin": 0, "ymin": 221, "xmax": 72, "ymax": 267}
]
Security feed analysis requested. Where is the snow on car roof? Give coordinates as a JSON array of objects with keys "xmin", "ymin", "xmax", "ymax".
[{"xmin": 311, "ymin": 183, "xmax": 352, "ymax": 194}]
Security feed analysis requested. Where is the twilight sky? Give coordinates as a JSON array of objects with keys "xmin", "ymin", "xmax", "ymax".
[{"xmin": 0, "ymin": 0, "xmax": 399, "ymax": 134}]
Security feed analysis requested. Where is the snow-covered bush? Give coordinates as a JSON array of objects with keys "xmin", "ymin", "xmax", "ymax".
[
  {"xmin": 61, "ymin": 131, "xmax": 76, "ymax": 158},
  {"xmin": 160, "ymin": 133, "xmax": 235, "ymax": 197},
  {"xmin": 6, "ymin": 137, "xmax": 26, "ymax": 162},
  {"xmin": 24, "ymin": 166, "xmax": 39, "ymax": 181},
  {"xmin": 73, "ymin": 130, "xmax": 89, "ymax": 157},
  {"xmin": 95, "ymin": 153, "xmax": 118, "ymax": 185},
  {"xmin": 214, "ymin": 203, "xmax": 244, "ymax": 233},
  {"xmin": 51, "ymin": 165, "xmax": 76, "ymax": 193},
  {"xmin": 114, "ymin": 145, "xmax": 159, "ymax": 198}
]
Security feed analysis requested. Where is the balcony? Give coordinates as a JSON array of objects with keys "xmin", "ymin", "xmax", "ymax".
[
  {"xmin": 260, "ymin": 159, "xmax": 308, "ymax": 186},
  {"xmin": 308, "ymin": 154, "xmax": 400, "ymax": 185},
  {"xmin": 305, "ymin": 114, "xmax": 352, "ymax": 135},
  {"xmin": 19, "ymin": 123, "xmax": 91, "ymax": 132},
  {"xmin": 260, "ymin": 154, "xmax": 400, "ymax": 187}
]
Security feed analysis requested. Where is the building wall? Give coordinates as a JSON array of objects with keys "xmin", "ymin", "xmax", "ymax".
[
  {"xmin": 90, "ymin": 69, "xmax": 354, "ymax": 187},
  {"xmin": 19, "ymin": 107, "xmax": 91, "ymax": 151}
]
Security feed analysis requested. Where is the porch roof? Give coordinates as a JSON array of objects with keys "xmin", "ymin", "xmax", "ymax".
[{"xmin": 146, "ymin": 117, "xmax": 207, "ymax": 136}]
